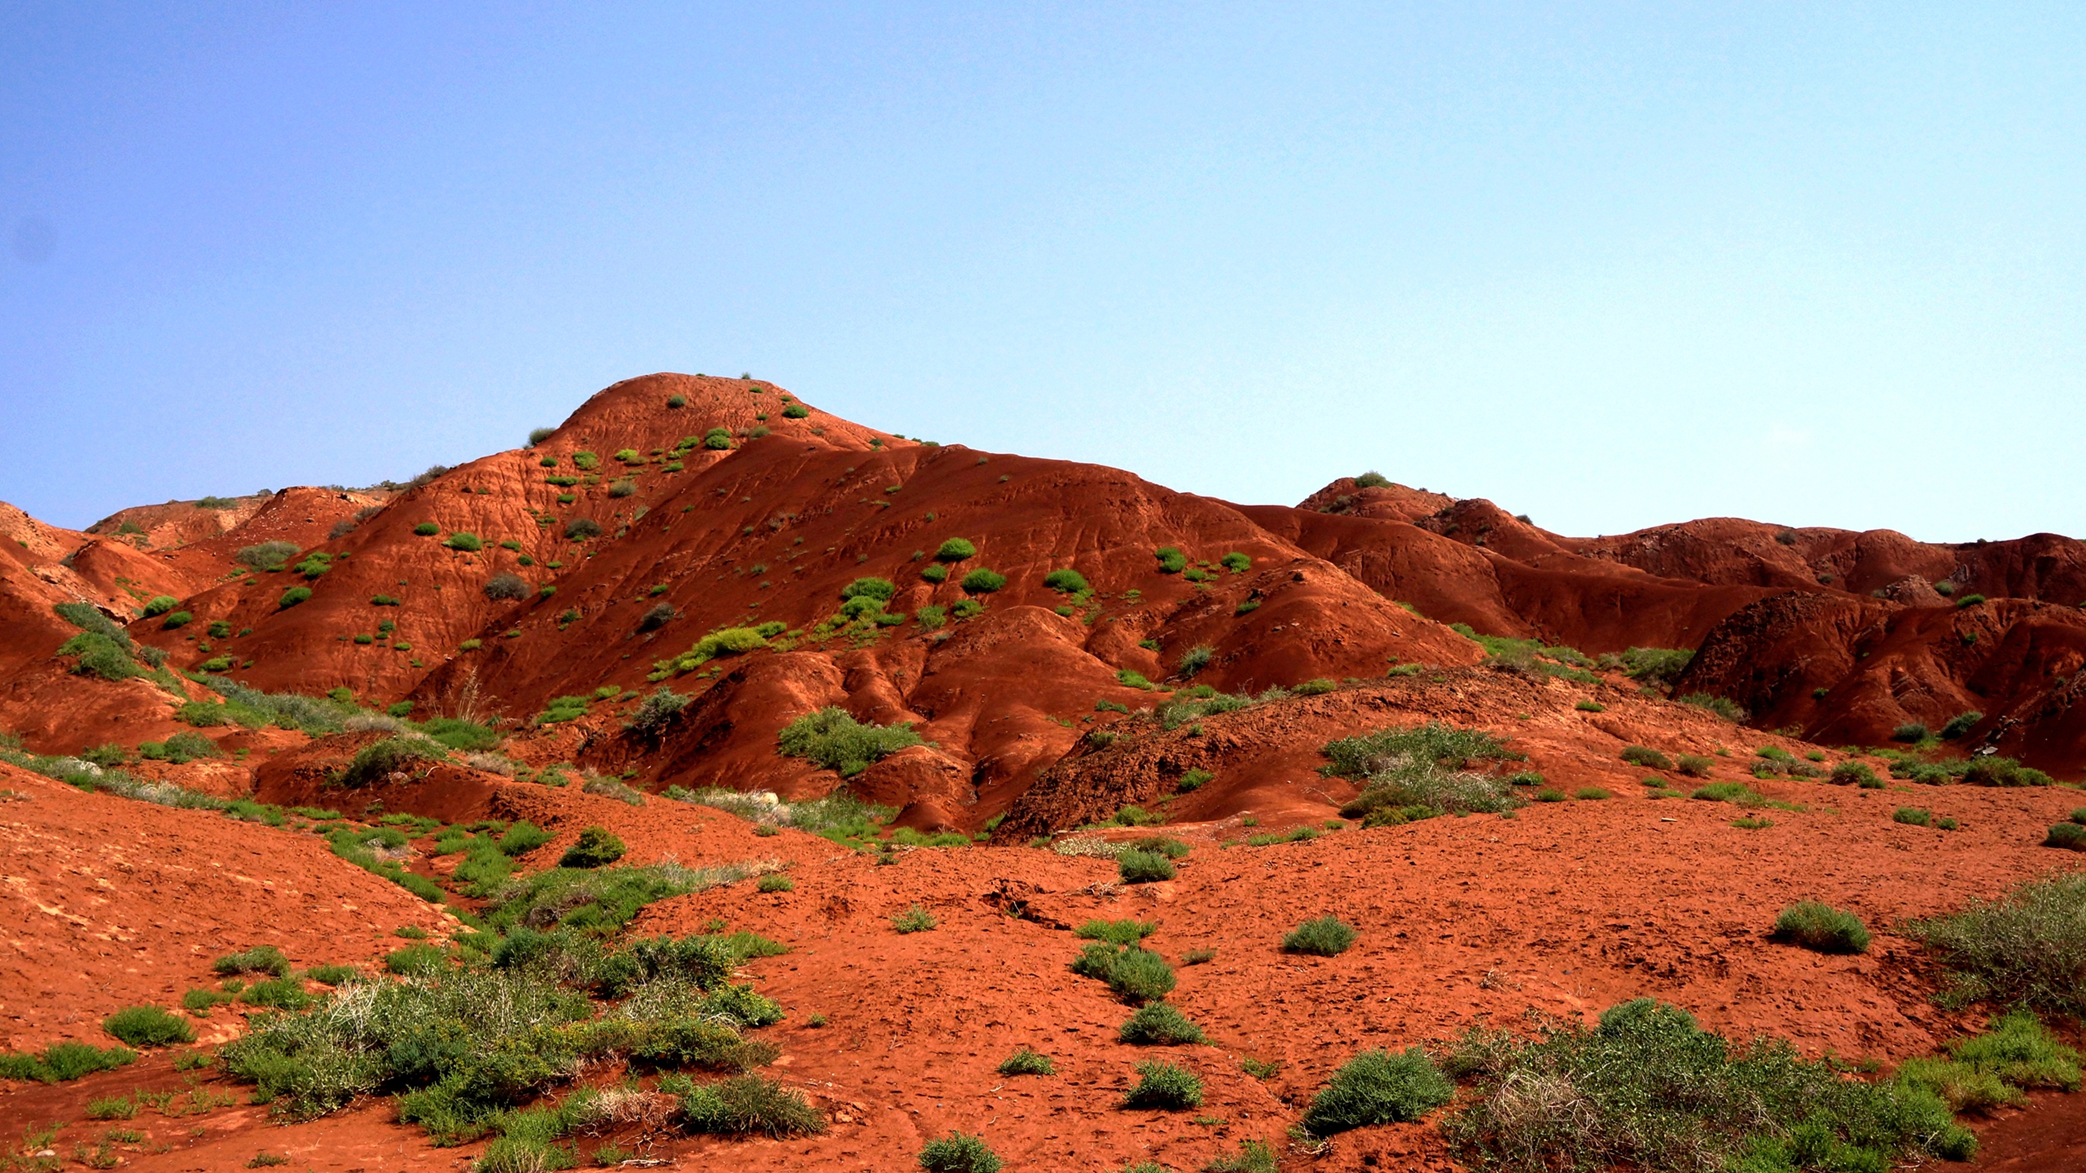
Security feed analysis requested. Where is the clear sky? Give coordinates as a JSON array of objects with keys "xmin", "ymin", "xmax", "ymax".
[{"xmin": 3, "ymin": 3, "xmax": 2080, "ymax": 539}]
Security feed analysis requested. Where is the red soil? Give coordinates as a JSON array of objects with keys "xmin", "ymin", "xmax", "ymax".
[{"xmin": 2, "ymin": 372, "xmax": 2084, "ymax": 1169}]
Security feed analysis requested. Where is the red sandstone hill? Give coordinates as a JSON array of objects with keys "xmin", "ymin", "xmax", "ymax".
[{"xmin": 2, "ymin": 372, "xmax": 2081, "ymax": 820}]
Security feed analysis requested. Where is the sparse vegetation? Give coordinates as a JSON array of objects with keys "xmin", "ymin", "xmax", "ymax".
[
  {"xmin": 1772, "ymin": 902, "xmax": 1871, "ymax": 954},
  {"xmin": 917, "ymin": 1133, "xmax": 1001, "ymax": 1173},
  {"xmin": 1123, "ymin": 1060, "xmax": 1204, "ymax": 1109},
  {"xmin": 1283, "ymin": 916, "xmax": 1356, "ymax": 956},
  {"xmin": 892, "ymin": 904, "xmax": 937, "ymax": 933},
  {"xmin": 1303, "ymin": 1047, "xmax": 1452, "ymax": 1135},
  {"xmin": 778, "ymin": 707, "xmax": 923, "ymax": 776},
  {"xmin": 1325, "ymin": 722, "xmax": 1524, "ymax": 825},
  {"xmin": 102, "ymin": 1005, "xmax": 194, "ymax": 1048},
  {"xmin": 998, "ymin": 1047, "xmax": 1055, "ymax": 1076},
  {"xmin": 960, "ymin": 568, "xmax": 1006, "ymax": 594},
  {"xmin": 1620, "ymin": 745, "xmax": 1672, "ymax": 769},
  {"xmin": 560, "ymin": 826, "xmax": 627, "ymax": 868},
  {"xmin": 1119, "ymin": 1003, "xmax": 1206, "ymax": 1045},
  {"xmin": 1905, "ymin": 873, "xmax": 2086, "ymax": 1018},
  {"xmin": 1444, "ymin": 998, "xmax": 1973, "ymax": 1171}
]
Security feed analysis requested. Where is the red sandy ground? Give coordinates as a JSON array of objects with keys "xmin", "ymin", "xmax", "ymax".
[{"xmin": 1, "ymin": 374, "xmax": 2084, "ymax": 1169}]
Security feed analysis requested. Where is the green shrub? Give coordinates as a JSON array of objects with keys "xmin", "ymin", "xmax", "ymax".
[
  {"xmin": 1830, "ymin": 761, "xmax": 1879, "ymax": 787},
  {"xmin": 565, "ymin": 517, "xmax": 602, "ymax": 540},
  {"xmin": 1076, "ymin": 919, "xmax": 1157, "ymax": 945},
  {"xmin": 1154, "ymin": 546, "xmax": 1186, "ymax": 574},
  {"xmin": 1963, "ymin": 756, "xmax": 2054, "ymax": 787},
  {"xmin": 1176, "ymin": 643, "xmax": 1214, "ymax": 678},
  {"xmin": 1304, "ymin": 1047, "xmax": 1452, "ymax": 1134},
  {"xmin": 1205, "ymin": 1140, "xmax": 1278, "ymax": 1173},
  {"xmin": 0, "ymin": 1041, "xmax": 136, "ymax": 1083},
  {"xmin": 917, "ymin": 1133, "xmax": 1000, "ymax": 1173},
  {"xmin": 2046, "ymin": 822, "xmax": 2086, "ymax": 850},
  {"xmin": 235, "ymin": 541, "xmax": 301, "ymax": 569},
  {"xmin": 1284, "ymin": 916, "xmax": 1356, "ymax": 956},
  {"xmin": 782, "ymin": 403, "xmax": 810, "ymax": 419},
  {"xmin": 278, "ymin": 586, "xmax": 312, "ymax": 608},
  {"xmin": 412, "ymin": 522, "xmax": 440, "ymax": 536},
  {"xmin": 1122, "ymin": 1060, "xmax": 1203, "ymax": 1109},
  {"xmin": 1674, "ymin": 754, "xmax": 1714, "ymax": 777},
  {"xmin": 1956, "ymin": 593, "xmax": 1987, "ymax": 607},
  {"xmin": 1575, "ymin": 699, "xmax": 1606, "ymax": 712},
  {"xmin": 1071, "ymin": 944, "xmax": 1175, "ymax": 1003},
  {"xmin": 777, "ymin": 707, "xmax": 922, "ymax": 776},
  {"xmin": 1443, "ymin": 999, "xmax": 1968, "ymax": 1171},
  {"xmin": 1576, "ymin": 787, "xmax": 1611, "ymax": 800},
  {"xmin": 1117, "ymin": 850, "xmax": 1176, "ymax": 884},
  {"xmin": 702, "ymin": 428, "xmax": 733, "ymax": 450},
  {"xmin": 1620, "ymin": 745, "xmax": 1672, "ymax": 769},
  {"xmin": 215, "ymin": 945, "xmax": 293, "ymax": 977},
  {"xmin": 1220, "ymin": 551, "xmax": 1251, "ymax": 573},
  {"xmin": 103, "ymin": 1005, "xmax": 195, "ymax": 1048},
  {"xmin": 951, "ymin": 598, "xmax": 984, "ymax": 619},
  {"xmin": 160, "ymin": 609, "xmax": 193, "ymax": 629},
  {"xmin": 1119, "ymin": 1003, "xmax": 1206, "ymax": 1045},
  {"xmin": 1677, "ymin": 693, "xmax": 1747, "ymax": 721},
  {"xmin": 757, "ymin": 874, "xmax": 794, "ymax": 893},
  {"xmin": 141, "ymin": 595, "xmax": 180, "ymax": 617},
  {"xmin": 1042, "ymin": 568, "xmax": 1088, "ymax": 593},
  {"xmin": 960, "ymin": 568, "xmax": 1006, "ymax": 594},
  {"xmin": 1941, "ymin": 711, "xmax": 1983, "ymax": 739},
  {"xmin": 893, "ymin": 905, "xmax": 937, "ymax": 933},
  {"xmin": 241, "ymin": 976, "xmax": 315, "ymax": 1009},
  {"xmin": 334, "ymin": 736, "xmax": 439, "ymax": 788},
  {"xmin": 931, "ymin": 538, "xmax": 976, "ymax": 562},
  {"xmin": 560, "ymin": 826, "xmax": 627, "ymax": 868},
  {"xmin": 680, "ymin": 1074, "xmax": 824, "ymax": 1136},
  {"xmin": 306, "ymin": 965, "xmax": 359, "ymax": 986},
  {"xmin": 1772, "ymin": 902, "xmax": 1871, "ymax": 954},
  {"xmin": 1234, "ymin": 598, "xmax": 1261, "ymax": 615},
  {"xmin": 1177, "ymin": 768, "xmax": 1213, "ymax": 792},
  {"xmin": 998, "ymin": 1047, "xmax": 1055, "ymax": 1076},
  {"xmin": 1894, "ymin": 807, "xmax": 1933, "ymax": 827},
  {"xmin": 920, "ymin": 564, "xmax": 948, "ymax": 583},
  {"xmin": 1891, "ymin": 722, "xmax": 1930, "ymax": 742},
  {"xmin": 1905, "ymin": 873, "xmax": 2086, "ymax": 1017}
]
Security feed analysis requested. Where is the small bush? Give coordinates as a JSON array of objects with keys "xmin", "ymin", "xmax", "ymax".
[
  {"xmin": 1830, "ymin": 761, "xmax": 1879, "ymax": 787},
  {"xmin": 2046, "ymin": 822, "xmax": 2086, "ymax": 850},
  {"xmin": 0, "ymin": 1041, "xmax": 136, "ymax": 1083},
  {"xmin": 412, "ymin": 522, "xmax": 440, "ymax": 536},
  {"xmin": 1678, "ymin": 693, "xmax": 1747, "ymax": 721},
  {"xmin": 565, "ymin": 517, "xmax": 602, "ymax": 540},
  {"xmin": 559, "ymin": 826, "xmax": 626, "ymax": 868},
  {"xmin": 1303, "ymin": 1047, "xmax": 1452, "ymax": 1134},
  {"xmin": 920, "ymin": 564, "xmax": 948, "ymax": 583},
  {"xmin": 1154, "ymin": 546, "xmax": 1187, "ymax": 573},
  {"xmin": 1117, "ymin": 850, "xmax": 1176, "ymax": 884},
  {"xmin": 917, "ymin": 1133, "xmax": 1001, "ymax": 1173},
  {"xmin": 1891, "ymin": 722, "xmax": 1930, "ymax": 742},
  {"xmin": 141, "ymin": 595, "xmax": 180, "ymax": 617},
  {"xmin": 778, "ymin": 707, "xmax": 922, "ymax": 776},
  {"xmin": 933, "ymin": 538, "xmax": 976, "ymax": 562},
  {"xmin": 1177, "ymin": 768, "xmax": 1212, "ymax": 792},
  {"xmin": 1941, "ymin": 711, "xmax": 1983, "ymax": 739},
  {"xmin": 1043, "ymin": 568, "xmax": 1088, "ymax": 593},
  {"xmin": 1673, "ymin": 754, "xmax": 1714, "ymax": 777},
  {"xmin": 1894, "ymin": 807, "xmax": 1933, "ymax": 827},
  {"xmin": 998, "ymin": 1047, "xmax": 1055, "ymax": 1076},
  {"xmin": 1956, "ymin": 593, "xmax": 1987, "ymax": 608},
  {"xmin": 1773, "ymin": 901, "xmax": 1871, "ymax": 954},
  {"xmin": 444, "ymin": 532, "xmax": 484, "ymax": 552},
  {"xmin": 1284, "ymin": 916, "xmax": 1357, "ymax": 956},
  {"xmin": 1119, "ymin": 1003, "xmax": 1207, "ymax": 1045},
  {"xmin": 893, "ymin": 905, "xmax": 937, "ymax": 933},
  {"xmin": 214, "ymin": 945, "xmax": 292, "ymax": 977},
  {"xmin": 1620, "ymin": 745, "xmax": 1672, "ymax": 769},
  {"xmin": 1575, "ymin": 787, "xmax": 1611, "ymax": 800},
  {"xmin": 681, "ymin": 1074, "xmax": 825, "ymax": 1137},
  {"xmin": 782, "ymin": 403, "xmax": 810, "ymax": 419},
  {"xmin": 608, "ymin": 478, "xmax": 636, "ymax": 498},
  {"xmin": 1123, "ymin": 1060, "xmax": 1203, "ymax": 1109},
  {"xmin": 103, "ymin": 1005, "xmax": 195, "ymax": 1048},
  {"xmin": 483, "ymin": 572, "xmax": 529, "ymax": 601},
  {"xmin": 235, "ymin": 541, "xmax": 301, "ymax": 569},
  {"xmin": 278, "ymin": 586, "xmax": 312, "ymax": 609},
  {"xmin": 960, "ymin": 568, "xmax": 1006, "ymax": 594}
]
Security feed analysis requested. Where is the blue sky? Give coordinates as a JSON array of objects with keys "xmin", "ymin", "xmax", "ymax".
[{"xmin": 3, "ymin": 3, "xmax": 2080, "ymax": 539}]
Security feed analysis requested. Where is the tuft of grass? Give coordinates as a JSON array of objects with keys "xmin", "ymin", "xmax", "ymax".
[
  {"xmin": 1283, "ymin": 916, "xmax": 1356, "ymax": 956},
  {"xmin": 1071, "ymin": 943, "xmax": 1175, "ymax": 1004},
  {"xmin": 917, "ymin": 1133, "xmax": 1001, "ymax": 1173},
  {"xmin": 1772, "ymin": 902, "xmax": 1871, "ymax": 954},
  {"xmin": 1904, "ymin": 873, "xmax": 2086, "ymax": 1017},
  {"xmin": 1119, "ymin": 1003, "xmax": 1207, "ymax": 1045},
  {"xmin": 1118, "ymin": 850, "xmax": 1176, "ymax": 884},
  {"xmin": 0, "ymin": 1041, "xmax": 136, "ymax": 1083},
  {"xmin": 680, "ymin": 1074, "xmax": 825, "ymax": 1137},
  {"xmin": 1620, "ymin": 745, "xmax": 1672, "ymax": 769},
  {"xmin": 757, "ymin": 874, "xmax": 794, "ymax": 893},
  {"xmin": 1123, "ymin": 1060, "xmax": 1204, "ymax": 1109},
  {"xmin": 1575, "ymin": 787, "xmax": 1611, "ymax": 800},
  {"xmin": 997, "ymin": 1046, "xmax": 1055, "ymax": 1076},
  {"xmin": 1303, "ymin": 1047, "xmax": 1453, "ymax": 1135},
  {"xmin": 777, "ymin": 707, "xmax": 922, "ymax": 777},
  {"xmin": 215, "ymin": 945, "xmax": 293, "ymax": 977},
  {"xmin": 103, "ymin": 1005, "xmax": 195, "ymax": 1048},
  {"xmin": 1205, "ymin": 1139, "xmax": 1279, "ymax": 1173},
  {"xmin": 559, "ymin": 826, "xmax": 626, "ymax": 868},
  {"xmin": 1444, "ymin": 999, "xmax": 1973, "ymax": 1171},
  {"xmin": 893, "ymin": 905, "xmax": 937, "ymax": 934}
]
